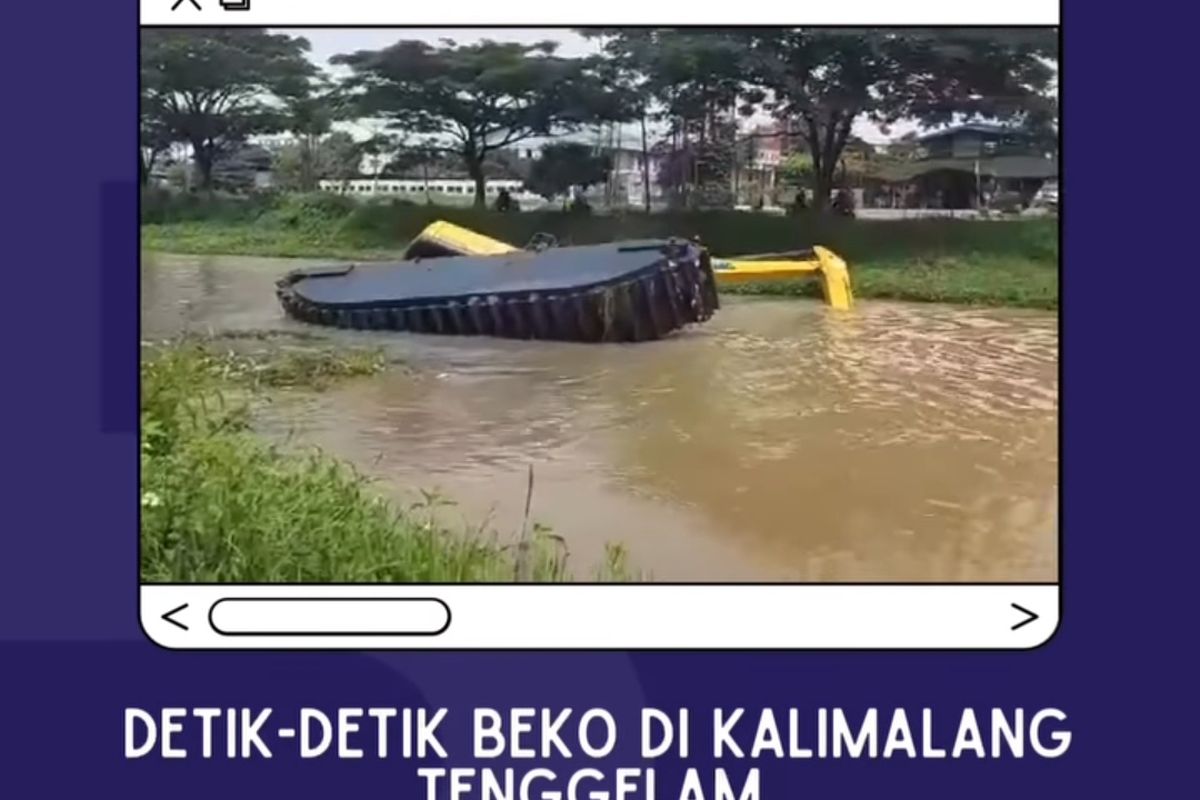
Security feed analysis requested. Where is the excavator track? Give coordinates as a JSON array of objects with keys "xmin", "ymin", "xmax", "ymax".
[{"xmin": 276, "ymin": 239, "xmax": 719, "ymax": 344}]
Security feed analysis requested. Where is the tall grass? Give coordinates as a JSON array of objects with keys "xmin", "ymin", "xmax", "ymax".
[{"xmin": 140, "ymin": 340, "xmax": 637, "ymax": 583}]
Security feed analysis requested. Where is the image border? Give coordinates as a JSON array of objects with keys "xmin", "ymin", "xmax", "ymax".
[{"xmin": 136, "ymin": 21, "xmax": 1064, "ymax": 653}]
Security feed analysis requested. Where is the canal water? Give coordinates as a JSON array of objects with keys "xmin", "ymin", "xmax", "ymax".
[{"xmin": 142, "ymin": 253, "xmax": 1058, "ymax": 582}]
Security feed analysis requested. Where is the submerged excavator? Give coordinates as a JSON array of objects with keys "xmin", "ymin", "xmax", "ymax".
[{"xmin": 276, "ymin": 220, "xmax": 853, "ymax": 344}]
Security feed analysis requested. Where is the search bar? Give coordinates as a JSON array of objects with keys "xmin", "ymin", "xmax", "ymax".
[{"xmin": 209, "ymin": 597, "xmax": 451, "ymax": 636}]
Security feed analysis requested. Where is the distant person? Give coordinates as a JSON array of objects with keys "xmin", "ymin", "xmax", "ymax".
[
  {"xmin": 495, "ymin": 188, "xmax": 515, "ymax": 212},
  {"xmin": 791, "ymin": 191, "xmax": 808, "ymax": 214},
  {"xmin": 831, "ymin": 188, "xmax": 856, "ymax": 218}
]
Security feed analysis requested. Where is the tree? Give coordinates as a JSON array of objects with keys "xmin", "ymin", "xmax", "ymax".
[
  {"xmin": 652, "ymin": 136, "xmax": 738, "ymax": 209},
  {"xmin": 582, "ymin": 29, "xmax": 762, "ymax": 209},
  {"xmin": 356, "ymin": 132, "xmax": 404, "ymax": 188},
  {"xmin": 782, "ymin": 135, "xmax": 936, "ymax": 207},
  {"xmin": 883, "ymin": 131, "xmax": 923, "ymax": 160},
  {"xmin": 320, "ymin": 131, "xmax": 365, "ymax": 186},
  {"xmin": 271, "ymin": 141, "xmax": 313, "ymax": 190},
  {"xmin": 585, "ymin": 30, "xmax": 758, "ymax": 142},
  {"xmin": 746, "ymin": 28, "xmax": 1057, "ymax": 211},
  {"xmin": 577, "ymin": 31, "xmax": 661, "ymax": 211},
  {"xmin": 139, "ymin": 113, "xmax": 175, "ymax": 186},
  {"xmin": 140, "ymin": 28, "xmax": 316, "ymax": 188},
  {"xmin": 525, "ymin": 142, "xmax": 611, "ymax": 200},
  {"xmin": 272, "ymin": 131, "xmax": 363, "ymax": 191},
  {"xmin": 275, "ymin": 77, "xmax": 345, "ymax": 191},
  {"xmin": 584, "ymin": 56, "xmax": 650, "ymax": 211},
  {"xmin": 331, "ymin": 39, "xmax": 621, "ymax": 207},
  {"xmin": 210, "ymin": 143, "xmax": 273, "ymax": 192}
]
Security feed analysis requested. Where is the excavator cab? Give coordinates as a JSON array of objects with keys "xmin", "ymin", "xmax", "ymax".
[{"xmin": 402, "ymin": 221, "xmax": 519, "ymax": 260}]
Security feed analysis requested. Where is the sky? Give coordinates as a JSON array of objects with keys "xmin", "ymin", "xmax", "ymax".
[
  {"xmin": 279, "ymin": 28, "xmax": 599, "ymax": 64},
  {"xmin": 272, "ymin": 27, "xmax": 921, "ymax": 146}
]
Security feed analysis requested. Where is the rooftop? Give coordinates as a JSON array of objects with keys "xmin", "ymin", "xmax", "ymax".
[
  {"xmin": 876, "ymin": 154, "xmax": 1058, "ymax": 182},
  {"xmin": 915, "ymin": 123, "xmax": 1024, "ymax": 142}
]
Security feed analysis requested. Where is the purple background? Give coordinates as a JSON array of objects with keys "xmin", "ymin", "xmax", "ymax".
[{"xmin": 2, "ymin": 3, "xmax": 1187, "ymax": 796}]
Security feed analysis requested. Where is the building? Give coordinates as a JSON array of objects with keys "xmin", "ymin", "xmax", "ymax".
[
  {"xmin": 211, "ymin": 144, "xmax": 274, "ymax": 191},
  {"xmin": 591, "ymin": 146, "xmax": 667, "ymax": 209},
  {"xmin": 144, "ymin": 143, "xmax": 274, "ymax": 191},
  {"xmin": 914, "ymin": 123, "xmax": 1045, "ymax": 159},
  {"xmin": 734, "ymin": 123, "xmax": 792, "ymax": 207},
  {"xmin": 752, "ymin": 120, "xmax": 804, "ymax": 167},
  {"xmin": 876, "ymin": 123, "xmax": 1058, "ymax": 209}
]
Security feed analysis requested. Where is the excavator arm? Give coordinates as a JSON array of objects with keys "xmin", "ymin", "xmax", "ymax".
[{"xmin": 711, "ymin": 247, "xmax": 854, "ymax": 310}]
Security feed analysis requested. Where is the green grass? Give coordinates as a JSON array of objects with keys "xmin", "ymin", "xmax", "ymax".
[
  {"xmin": 140, "ymin": 338, "xmax": 637, "ymax": 583},
  {"xmin": 140, "ymin": 220, "xmax": 404, "ymax": 260},
  {"xmin": 140, "ymin": 190, "xmax": 1058, "ymax": 309},
  {"xmin": 148, "ymin": 331, "xmax": 390, "ymax": 390},
  {"xmin": 722, "ymin": 255, "xmax": 1058, "ymax": 310}
]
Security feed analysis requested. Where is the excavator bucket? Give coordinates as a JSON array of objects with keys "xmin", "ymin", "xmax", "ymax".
[{"xmin": 710, "ymin": 246, "xmax": 854, "ymax": 310}]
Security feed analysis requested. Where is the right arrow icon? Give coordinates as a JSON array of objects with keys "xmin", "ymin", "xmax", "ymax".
[{"xmin": 1010, "ymin": 602, "xmax": 1039, "ymax": 631}]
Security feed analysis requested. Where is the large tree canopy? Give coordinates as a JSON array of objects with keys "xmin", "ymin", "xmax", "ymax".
[
  {"xmin": 331, "ymin": 39, "xmax": 621, "ymax": 207},
  {"xmin": 140, "ymin": 28, "xmax": 315, "ymax": 188},
  {"xmin": 746, "ymin": 28, "xmax": 1057, "ymax": 209}
]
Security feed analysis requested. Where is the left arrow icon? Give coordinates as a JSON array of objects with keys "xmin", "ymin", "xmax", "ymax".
[{"xmin": 162, "ymin": 603, "xmax": 190, "ymax": 631}]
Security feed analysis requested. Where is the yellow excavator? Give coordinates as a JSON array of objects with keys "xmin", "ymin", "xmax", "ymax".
[{"xmin": 403, "ymin": 220, "xmax": 854, "ymax": 311}]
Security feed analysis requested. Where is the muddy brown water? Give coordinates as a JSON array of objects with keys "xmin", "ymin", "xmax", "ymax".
[{"xmin": 142, "ymin": 253, "xmax": 1059, "ymax": 582}]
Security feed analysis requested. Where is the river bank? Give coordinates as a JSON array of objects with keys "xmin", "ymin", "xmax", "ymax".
[
  {"xmin": 139, "ymin": 334, "xmax": 636, "ymax": 583},
  {"xmin": 140, "ymin": 193, "xmax": 1059, "ymax": 310}
]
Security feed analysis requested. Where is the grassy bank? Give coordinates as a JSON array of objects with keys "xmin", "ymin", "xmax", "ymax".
[
  {"xmin": 141, "ymin": 191, "xmax": 1058, "ymax": 309},
  {"xmin": 721, "ymin": 255, "xmax": 1057, "ymax": 309},
  {"xmin": 140, "ymin": 334, "xmax": 635, "ymax": 583}
]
